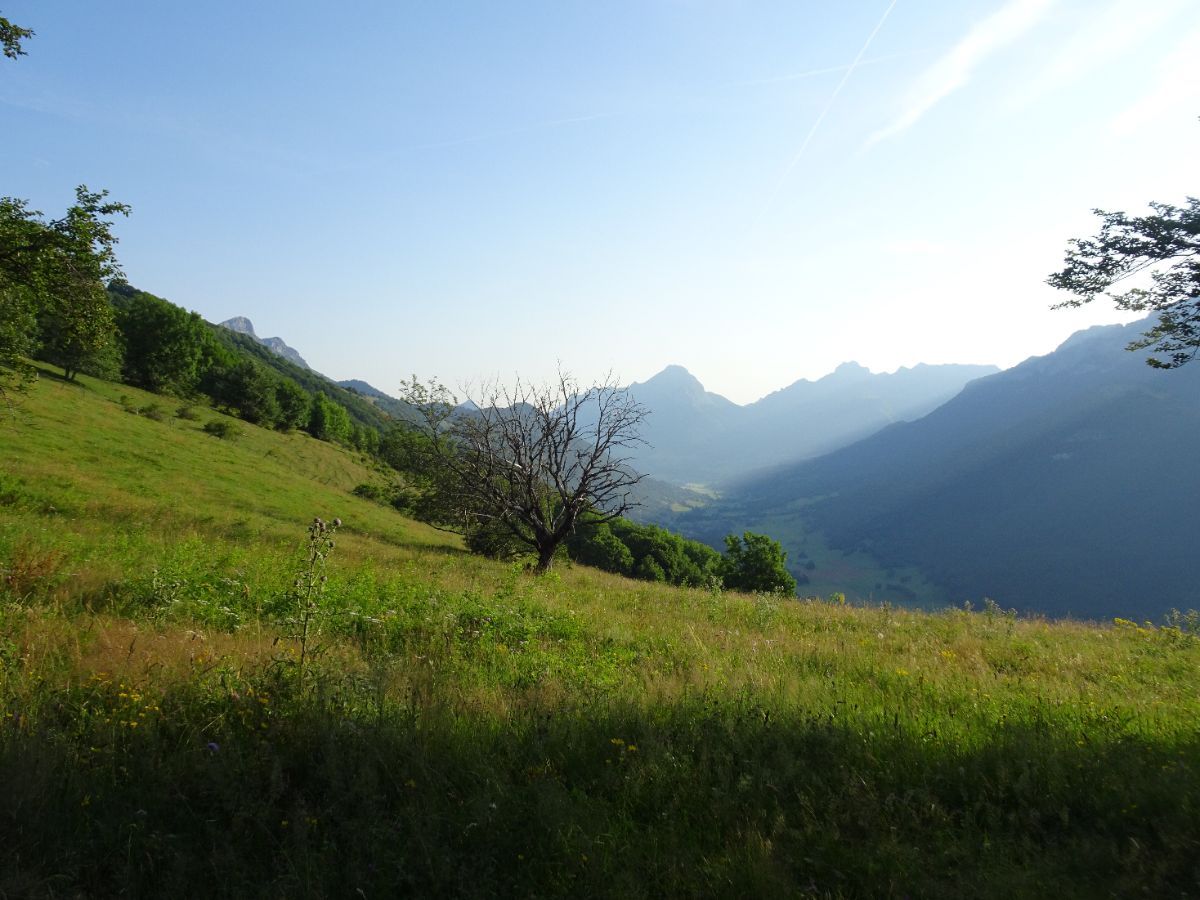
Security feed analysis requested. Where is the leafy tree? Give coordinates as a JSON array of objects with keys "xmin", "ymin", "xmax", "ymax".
[
  {"xmin": 720, "ymin": 531, "xmax": 797, "ymax": 595},
  {"xmin": 0, "ymin": 13, "xmax": 33, "ymax": 59},
  {"xmin": 221, "ymin": 360, "xmax": 280, "ymax": 426},
  {"xmin": 610, "ymin": 518, "xmax": 720, "ymax": 587},
  {"xmin": 378, "ymin": 424, "xmax": 469, "ymax": 526},
  {"xmin": 274, "ymin": 379, "xmax": 311, "ymax": 432},
  {"xmin": 0, "ymin": 200, "xmax": 42, "ymax": 401},
  {"xmin": 111, "ymin": 285, "xmax": 212, "ymax": 395},
  {"xmin": 307, "ymin": 392, "xmax": 351, "ymax": 444},
  {"xmin": 36, "ymin": 281, "xmax": 122, "ymax": 381},
  {"xmin": 0, "ymin": 187, "xmax": 130, "ymax": 383},
  {"xmin": 349, "ymin": 423, "xmax": 380, "ymax": 455},
  {"xmin": 568, "ymin": 522, "xmax": 634, "ymax": 575},
  {"xmin": 36, "ymin": 188, "xmax": 129, "ymax": 381},
  {"xmin": 399, "ymin": 371, "xmax": 648, "ymax": 573},
  {"xmin": 635, "ymin": 555, "xmax": 667, "ymax": 582},
  {"xmin": 1049, "ymin": 196, "xmax": 1200, "ymax": 368}
]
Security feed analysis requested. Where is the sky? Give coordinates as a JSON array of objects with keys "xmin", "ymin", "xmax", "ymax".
[{"xmin": 3, "ymin": 0, "xmax": 1198, "ymax": 404}]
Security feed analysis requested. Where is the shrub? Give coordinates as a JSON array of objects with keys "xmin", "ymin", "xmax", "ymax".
[
  {"xmin": 720, "ymin": 531, "xmax": 797, "ymax": 596},
  {"xmin": 202, "ymin": 419, "xmax": 241, "ymax": 440},
  {"xmin": 138, "ymin": 403, "xmax": 166, "ymax": 422}
]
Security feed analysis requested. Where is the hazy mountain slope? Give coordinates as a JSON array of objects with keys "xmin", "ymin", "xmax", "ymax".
[
  {"xmin": 625, "ymin": 362, "xmax": 996, "ymax": 486},
  {"xmin": 337, "ymin": 379, "xmax": 414, "ymax": 420},
  {"xmin": 338, "ymin": 379, "xmax": 394, "ymax": 401},
  {"xmin": 743, "ymin": 362, "xmax": 999, "ymax": 466},
  {"xmin": 219, "ymin": 316, "xmax": 312, "ymax": 370},
  {"xmin": 625, "ymin": 365, "xmax": 743, "ymax": 485},
  {"xmin": 718, "ymin": 320, "xmax": 1200, "ymax": 619}
]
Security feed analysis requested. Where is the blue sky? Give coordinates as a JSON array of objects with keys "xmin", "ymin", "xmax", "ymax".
[{"xmin": 3, "ymin": 0, "xmax": 1198, "ymax": 403}]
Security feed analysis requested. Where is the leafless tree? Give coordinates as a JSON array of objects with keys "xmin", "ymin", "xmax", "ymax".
[{"xmin": 397, "ymin": 370, "xmax": 648, "ymax": 573}]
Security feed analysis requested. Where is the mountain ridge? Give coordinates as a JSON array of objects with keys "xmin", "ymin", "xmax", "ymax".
[
  {"xmin": 624, "ymin": 361, "xmax": 998, "ymax": 485},
  {"xmin": 683, "ymin": 318, "xmax": 1200, "ymax": 619},
  {"xmin": 218, "ymin": 317, "xmax": 312, "ymax": 371}
]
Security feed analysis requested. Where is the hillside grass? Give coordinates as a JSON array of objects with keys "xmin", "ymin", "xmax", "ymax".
[{"xmin": 1, "ymin": 369, "xmax": 1198, "ymax": 897}]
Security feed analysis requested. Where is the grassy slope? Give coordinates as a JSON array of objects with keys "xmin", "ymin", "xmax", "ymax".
[{"xmin": 1, "ymin": 368, "xmax": 1198, "ymax": 898}]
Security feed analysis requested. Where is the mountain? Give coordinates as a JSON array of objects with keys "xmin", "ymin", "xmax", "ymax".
[
  {"xmin": 338, "ymin": 379, "xmax": 414, "ymax": 420},
  {"xmin": 625, "ymin": 362, "xmax": 997, "ymax": 486},
  {"xmin": 338, "ymin": 379, "xmax": 394, "ymax": 401},
  {"xmin": 218, "ymin": 317, "xmax": 311, "ymax": 370},
  {"xmin": 624, "ymin": 365, "xmax": 743, "ymax": 485},
  {"xmin": 692, "ymin": 319, "xmax": 1200, "ymax": 620}
]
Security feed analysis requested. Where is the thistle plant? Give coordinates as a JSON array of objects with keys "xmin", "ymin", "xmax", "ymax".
[{"xmin": 286, "ymin": 516, "xmax": 340, "ymax": 681}]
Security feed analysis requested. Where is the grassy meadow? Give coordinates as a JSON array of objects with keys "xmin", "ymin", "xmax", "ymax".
[{"xmin": 2, "ymin": 368, "xmax": 1199, "ymax": 897}]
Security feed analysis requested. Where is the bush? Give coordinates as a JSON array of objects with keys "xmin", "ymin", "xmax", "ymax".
[
  {"xmin": 720, "ymin": 532, "xmax": 797, "ymax": 596},
  {"xmin": 202, "ymin": 420, "xmax": 242, "ymax": 440},
  {"xmin": 138, "ymin": 403, "xmax": 166, "ymax": 422},
  {"xmin": 351, "ymin": 482, "xmax": 388, "ymax": 503},
  {"xmin": 175, "ymin": 405, "xmax": 200, "ymax": 421}
]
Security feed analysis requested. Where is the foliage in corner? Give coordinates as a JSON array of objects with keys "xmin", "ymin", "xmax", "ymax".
[{"xmin": 1049, "ymin": 196, "xmax": 1200, "ymax": 368}]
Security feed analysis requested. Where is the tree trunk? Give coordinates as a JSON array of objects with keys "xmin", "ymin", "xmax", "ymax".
[{"xmin": 533, "ymin": 542, "xmax": 557, "ymax": 574}]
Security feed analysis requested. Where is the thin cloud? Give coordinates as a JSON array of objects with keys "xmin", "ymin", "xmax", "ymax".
[
  {"xmin": 1007, "ymin": 0, "xmax": 1187, "ymax": 111},
  {"xmin": 1109, "ymin": 25, "xmax": 1200, "ymax": 136},
  {"xmin": 867, "ymin": 0, "xmax": 1057, "ymax": 147}
]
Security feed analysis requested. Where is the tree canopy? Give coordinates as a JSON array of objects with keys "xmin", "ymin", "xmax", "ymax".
[
  {"xmin": 1048, "ymin": 196, "xmax": 1200, "ymax": 368},
  {"xmin": 1, "ymin": 186, "xmax": 130, "ymax": 387},
  {"xmin": 111, "ymin": 284, "xmax": 213, "ymax": 395},
  {"xmin": 720, "ymin": 531, "xmax": 797, "ymax": 595}
]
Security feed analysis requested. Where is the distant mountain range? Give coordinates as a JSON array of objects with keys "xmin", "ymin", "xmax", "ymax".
[
  {"xmin": 674, "ymin": 319, "xmax": 1200, "ymax": 620},
  {"xmin": 218, "ymin": 317, "xmax": 312, "ymax": 370},
  {"xmin": 625, "ymin": 361, "xmax": 998, "ymax": 485},
  {"xmin": 213, "ymin": 316, "xmax": 995, "ymax": 489}
]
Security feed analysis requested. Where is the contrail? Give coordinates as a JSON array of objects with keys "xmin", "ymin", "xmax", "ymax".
[
  {"xmin": 782, "ymin": 0, "xmax": 897, "ymax": 180},
  {"xmin": 732, "ymin": 50, "xmax": 909, "ymax": 87},
  {"xmin": 749, "ymin": 0, "xmax": 900, "ymax": 232}
]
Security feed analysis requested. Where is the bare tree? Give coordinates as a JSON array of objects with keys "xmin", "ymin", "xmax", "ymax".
[{"xmin": 398, "ymin": 370, "xmax": 648, "ymax": 573}]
